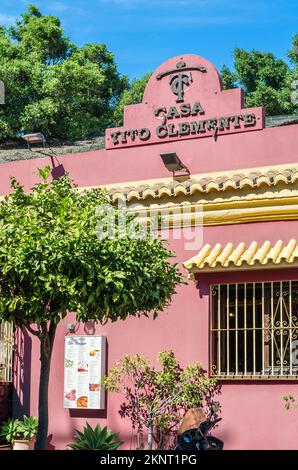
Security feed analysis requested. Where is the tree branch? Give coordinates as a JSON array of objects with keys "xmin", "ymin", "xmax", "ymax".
[
  {"xmin": 152, "ymin": 388, "xmax": 182, "ymax": 416},
  {"xmin": 24, "ymin": 321, "xmax": 42, "ymax": 338}
]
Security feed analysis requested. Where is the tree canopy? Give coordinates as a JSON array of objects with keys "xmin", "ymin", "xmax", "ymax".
[
  {"xmin": 0, "ymin": 5, "xmax": 127, "ymax": 141},
  {"xmin": 0, "ymin": 169, "xmax": 182, "ymax": 325},
  {"xmin": 220, "ymin": 47, "xmax": 297, "ymax": 116}
]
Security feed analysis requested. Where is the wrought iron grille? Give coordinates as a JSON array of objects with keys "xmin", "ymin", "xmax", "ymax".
[
  {"xmin": 210, "ymin": 281, "xmax": 298, "ymax": 378},
  {"xmin": 0, "ymin": 322, "xmax": 13, "ymax": 382}
]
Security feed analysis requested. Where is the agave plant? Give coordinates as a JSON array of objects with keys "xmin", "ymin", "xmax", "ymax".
[
  {"xmin": 68, "ymin": 422, "xmax": 124, "ymax": 450},
  {"xmin": 0, "ymin": 418, "xmax": 21, "ymax": 443},
  {"xmin": 18, "ymin": 416, "xmax": 38, "ymax": 440}
]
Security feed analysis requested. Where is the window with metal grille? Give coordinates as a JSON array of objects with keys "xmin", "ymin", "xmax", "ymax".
[
  {"xmin": 0, "ymin": 322, "xmax": 13, "ymax": 382},
  {"xmin": 210, "ymin": 281, "xmax": 298, "ymax": 378}
]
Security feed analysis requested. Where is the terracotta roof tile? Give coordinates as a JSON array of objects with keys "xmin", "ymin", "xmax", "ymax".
[
  {"xmin": 184, "ymin": 239, "xmax": 298, "ymax": 273},
  {"xmin": 108, "ymin": 165, "xmax": 298, "ymax": 203}
]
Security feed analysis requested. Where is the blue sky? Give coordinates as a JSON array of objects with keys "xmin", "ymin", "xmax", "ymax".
[{"xmin": 0, "ymin": 0, "xmax": 297, "ymax": 79}]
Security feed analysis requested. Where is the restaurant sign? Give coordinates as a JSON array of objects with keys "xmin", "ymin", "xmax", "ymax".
[
  {"xmin": 64, "ymin": 335, "xmax": 106, "ymax": 410},
  {"xmin": 106, "ymin": 54, "xmax": 264, "ymax": 150}
]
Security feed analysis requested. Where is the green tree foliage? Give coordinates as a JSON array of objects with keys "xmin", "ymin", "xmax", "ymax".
[
  {"xmin": 113, "ymin": 72, "xmax": 151, "ymax": 126},
  {"xmin": 104, "ymin": 350, "xmax": 220, "ymax": 450},
  {"xmin": 288, "ymin": 34, "xmax": 298, "ymax": 66},
  {"xmin": 0, "ymin": 168, "xmax": 183, "ymax": 449},
  {"xmin": 221, "ymin": 47, "xmax": 296, "ymax": 115},
  {"xmin": 0, "ymin": 5, "xmax": 127, "ymax": 141}
]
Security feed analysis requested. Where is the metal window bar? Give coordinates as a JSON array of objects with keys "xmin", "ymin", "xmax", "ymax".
[
  {"xmin": 262, "ymin": 282, "xmax": 264, "ymax": 375},
  {"xmin": 280, "ymin": 281, "xmax": 283, "ymax": 376},
  {"xmin": 235, "ymin": 284, "xmax": 238, "ymax": 375},
  {"xmin": 0, "ymin": 322, "xmax": 13, "ymax": 382},
  {"xmin": 244, "ymin": 283, "xmax": 247, "ymax": 375},
  {"xmin": 218, "ymin": 285, "xmax": 221, "ymax": 376},
  {"xmin": 227, "ymin": 285, "xmax": 230, "ymax": 376},
  {"xmin": 253, "ymin": 283, "xmax": 256, "ymax": 376},
  {"xmin": 290, "ymin": 281, "xmax": 292, "ymax": 376},
  {"xmin": 210, "ymin": 285, "xmax": 214, "ymax": 377},
  {"xmin": 271, "ymin": 282, "xmax": 274, "ymax": 376},
  {"xmin": 210, "ymin": 281, "xmax": 298, "ymax": 379}
]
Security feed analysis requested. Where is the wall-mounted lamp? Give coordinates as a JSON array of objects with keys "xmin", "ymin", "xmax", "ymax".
[
  {"xmin": 21, "ymin": 132, "xmax": 46, "ymax": 149},
  {"xmin": 160, "ymin": 152, "xmax": 189, "ymax": 176},
  {"xmin": 67, "ymin": 323, "xmax": 76, "ymax": 333}
]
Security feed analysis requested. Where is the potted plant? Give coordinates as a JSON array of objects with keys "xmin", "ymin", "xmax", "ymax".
[
  {"xmin": 13, "ymin": 416, "xmax": 38, "ymax": 450},
  {"xmin": 0, "ymin": 418, "xmax": 20, "ymax": 450},
  {"xmin": 68, "ymin": 422, "xmax": 124, "ymax": 450},
  {"xmin": 0, "ymin": 416, "xmax": 38, "ymax": 450}
]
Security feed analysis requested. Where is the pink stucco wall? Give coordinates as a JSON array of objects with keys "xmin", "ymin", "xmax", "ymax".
[
  {"xmin": 4, "ymin": 54, "xmax": 298, "ymax": 449},
  {"xmin": 11, "ymin": 226, "xmax": 298, "ymax": 450},
  {"xmin": 1, "ymin": 122, "xmax": 298, "ymax": 195}
]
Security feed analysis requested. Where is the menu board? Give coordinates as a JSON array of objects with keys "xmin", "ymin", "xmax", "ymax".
[{"xmin": 64, "ymin": 336, "xmax": 106, "ymax": 410}]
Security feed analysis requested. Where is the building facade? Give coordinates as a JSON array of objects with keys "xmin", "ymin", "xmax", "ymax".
[{"xmin": 1, "ymin": 54, "xmax": 298, "ymax": 449}]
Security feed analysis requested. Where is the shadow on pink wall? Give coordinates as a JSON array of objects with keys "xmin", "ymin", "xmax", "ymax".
[{"xmin": 13, "ymin": 328, "xmax": 32, "ymax": 418}]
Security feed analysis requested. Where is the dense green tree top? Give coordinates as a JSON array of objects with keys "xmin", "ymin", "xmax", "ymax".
[
  {"xmin": 221, "ymin": 46, "xmax": 297, "ymax": 116},
  {"xmin": 8, "ymin": 5, "xmax": 72, "ymax": 64},
  {"xmin": 0, "ymin": 169, "xmax": 182, "ymax": 325},
  {"xmin": 288, "ymin": 34, "xmax": 298, "ymax": 67},
  {"xmin": 0, "ymin": 5, "xmax": 127, "ymax": 141}
]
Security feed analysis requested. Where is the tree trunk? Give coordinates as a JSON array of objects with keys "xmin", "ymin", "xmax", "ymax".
[
  {"xmin": 35, "ymin": 323, "xmax": 56, "ymax": 450},
  {"xmin": 148, "ymin": 417, "xmax": 153, "ymax": 450}
]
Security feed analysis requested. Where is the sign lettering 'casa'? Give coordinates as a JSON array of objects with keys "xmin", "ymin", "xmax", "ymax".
[{"xmin": 105, "ymin": 56, "xmax": 264, "ymax": 149}]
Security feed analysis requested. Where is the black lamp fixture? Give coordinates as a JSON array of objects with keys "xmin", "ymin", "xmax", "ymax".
[
  {"xmin": 21, "ymin": 132, "xmax": 46, "ymax": 149},
  {"xmin": 160, "ymin": 152, "xmax": 189, "ymax": 176}
]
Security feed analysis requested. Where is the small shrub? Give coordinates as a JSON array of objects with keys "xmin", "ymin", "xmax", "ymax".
[{"xmin": 68, "ymin": 422, "xmax": 124, "ymax": 450}]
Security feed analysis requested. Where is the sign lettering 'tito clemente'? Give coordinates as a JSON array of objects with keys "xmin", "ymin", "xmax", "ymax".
[{"xmin": 105, "ymin": 56, "xmax": 264, "ymax": 150}]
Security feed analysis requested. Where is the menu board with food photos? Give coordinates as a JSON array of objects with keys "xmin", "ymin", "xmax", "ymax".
[{"xmin": 64, "ymin": 336, "xmax": 106, "ymax": 409}]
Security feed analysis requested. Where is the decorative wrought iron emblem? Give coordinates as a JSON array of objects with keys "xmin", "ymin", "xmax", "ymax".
[
  {"xmin": 156, "ymin": 60, "xmax": 206, "ymax": 103},
  {"xmin": 169, "ymin": 62, "xmax": 193, "ymax": 103}
]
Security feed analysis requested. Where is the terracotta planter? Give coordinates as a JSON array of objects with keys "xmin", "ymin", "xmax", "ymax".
[{"xmin": 13, "ymin": 438, "xmax": 35, "ymax": 451}]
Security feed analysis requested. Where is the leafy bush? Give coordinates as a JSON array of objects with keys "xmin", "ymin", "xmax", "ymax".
[
  {"xmin": 68, "ymin": 422, "xmax": 124, "ymax": 450},
  {"xmin": 0, "ymin": 416, "xmax": 38, "ymax": 443},
  {"xmin": 18, "ymin": 416, "xmax": 38, "ymax": 440},
  {"xmin": 104, "ymin": 350, "xmax": 220, "ymax": 450},
  {"xmin": 0, "ymin": 418, "xmax": 21, "ymax": 443}
]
